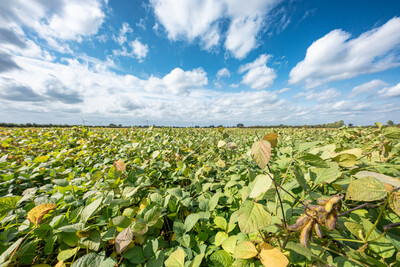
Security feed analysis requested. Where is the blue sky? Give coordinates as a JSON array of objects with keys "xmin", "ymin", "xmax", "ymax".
[{"xmin": 0, "ymin": 0, "xmax": 400, "ymax": 126}]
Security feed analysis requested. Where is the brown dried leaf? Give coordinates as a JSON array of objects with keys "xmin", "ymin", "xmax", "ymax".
[
  {"xmin": 27, "ymin": 203, "xmax": 57, "ymax": 225},
  {"xmin": 113, "ymin": 159, "xmax": 126, "ymax": 171}
]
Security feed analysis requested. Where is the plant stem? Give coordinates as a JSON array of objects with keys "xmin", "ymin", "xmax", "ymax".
[
  {"xmin": 383, "ymin": 222, "xmax": 400, "ymax": 231},
  {"xmin": 273, "ymin": 180, "xmax": 287, "ymax": 228},
  {"xmin": 364, "ymin": 196, "xmax": 389, "ymax": 242},
  {"xmin": 338, "ymin": 202, "xmax": 370, "ymax": 217}
]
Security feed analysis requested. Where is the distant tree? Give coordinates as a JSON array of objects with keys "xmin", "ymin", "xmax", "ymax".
[
  {"xmin": 237, "ymin": 123, "xmax": 244, "ymax": 128},
  {"xmin": 348, "ymin": 123, "xmax": 353, "ymax": 127},
  {"xmin": 387, "ymin": 120, "xmax": 394, "ymax": 126}
]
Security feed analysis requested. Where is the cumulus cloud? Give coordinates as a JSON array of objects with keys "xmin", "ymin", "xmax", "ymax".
[
  {"xmin": 216, "ymin": 68, "xmax": 230, "ymax": 79},
  {"xmin": 0, "ymin": 52, "xmax": 22, "ymax": 73},
  {"xmin": 290, "ymin": 17, "xmax": 400, "ymax": 88},
  {"xmin": 145, "ymin": 67, "xmax": 208, "ymax": 95},
  {"xmin": 150, "ymin": 0, "xmax": 280, "ymax": 58},
  {"xmin": 349, "ymin": 79, "xmax": 388, "ymax": 98},
  {"xmin": 378, "ymin": 82, "xmax": 400, "ymax": 97},
  {"xmin": 239, "ymin": 54, "xmax": 276, "ymax": 90},
  {"xmin": 0, "ymin": 0, "xmax": 105, "ymax": 50},
  {"xmin": 113, "ymin": 38, "xmax": 149, "ymax": 61},
  {"xmin": 0, "ymin": 28, "xmax": 26, "ymax": 48}
]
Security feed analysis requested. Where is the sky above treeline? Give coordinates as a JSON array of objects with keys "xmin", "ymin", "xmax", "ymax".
[{"xmin": 1, "ymin": 0, "xmax": 400, "ymax": 126}]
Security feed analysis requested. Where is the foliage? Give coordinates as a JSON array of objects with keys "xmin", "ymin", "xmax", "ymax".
[{"xmin": 0, "ymin": 125, "xmax": 400, "ymax": 266}]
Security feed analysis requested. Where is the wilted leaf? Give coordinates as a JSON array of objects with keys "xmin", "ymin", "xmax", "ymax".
[
  {"xmin": 237, "ymin": 201, "xmax": 271, "ymax": 234},
  {"xmin": 27, "ymin": 203, "xmax": 57, "ymax": 225},
  {"xmin": 251, "ymin": 140, "xmax": 272, "ymax": 169},
  {"xmin": 259, "ymin": 243, "xmax": 289, "ymax": 267},
  {"xmin": 389, "ymin": 193, "xmax": 400, "ymax": 216},
  {"xmin": 165, "ymin": 248, "xmax": 185, "ymax": 267},
  {"xmin": 263, "ymin": 133, "xmax": 278, "ymax": 148},
  {"xmin": 233, "ymin": 241, "xmax": 257, "ymax": 259},
  {"xmin": 113, "ymin": 159, "xmax": 126, "ymax": 171},
  {"xmin": 115, "ymin": 227, "xmax": 133, "ymax": 254},
  {"xmin": 346, "ymin": 177, "xmax": 387, "ymax": 202},
  {"xmin": 227, "ymin": 142, "xmax": 238, "ymax": 150},
  {"xmin": 249, "ymin": 174, "xmax": 272, "ymax": 198}
]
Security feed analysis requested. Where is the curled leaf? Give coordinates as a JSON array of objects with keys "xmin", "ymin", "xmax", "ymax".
[{"xmin": 27, "ymin": 203, "xmax": 57, "ymax": 225}]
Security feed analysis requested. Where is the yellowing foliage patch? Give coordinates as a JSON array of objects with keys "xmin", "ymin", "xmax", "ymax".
[{"xmin": 27, "ymin": 203, "xmax": 57, "ymax": 225}]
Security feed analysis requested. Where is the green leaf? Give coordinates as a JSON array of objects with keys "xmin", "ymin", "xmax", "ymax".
[
  {"xmin": 210, "ymin": 250, "xmax": 232, "ymax": 267},
  {"xmin": 249, "ymin": 174, "xmax": 272, "ymax": 199},
  {"xmin": 294, "ymin": 166, "xmax": 310, "ymax": 191},
  {"xmin": 215, "ymin": 232, "xmax": 229, "ymax": 246},
  {"xmin": 251, "ymin": 140, "xmax": 272, "ymax": 169},
  {"xmin": 0, "ymin": 238, "xmax": 23, "ymax": 264},
  {"xmin": 71, "ymin": 252, "xmax": 103, "ymax": 267},
  {"xmin": 112, "ymin": 216, "xmax": 131, "ymax": 228},
  {"xmin": 233, "ymin": 241, "xmax": 258, "ymax": 259},
  {"xmin": 361, "ymin": 218, "xmax": 395, "ymax": 258},
  {"xmin": 144, "ymin": 206, "xmax": 162, "ymax": 227},
  {"xmin": 382, "ymin": 127, "xmax": 400, "ymax": 139},
  {"xmin": 333, "ymin": 153, "xmax": 358, "ymax": 168},
  {"xmin": 57, "ymin": 247, "xmax": 79, "ymax": 261},
  {"xmin": 222, "ymin": 235, "xmax": 237, "ymax": 254},
  {"xmin": 346, "ymin": 177, "xmax": 387, "ymax": 202},
  {"xmin": 184, "ymin": 213, "xmax": 201, "ymax": 232},
  {"xmin": 214, "ymin": 216, "xmax": 227, "ymax": 231},
  {"xmin": 297, "ymin": 153, "xmax": 328, "ymax": 168},
  {"xmin": 355, "ymin": 171, "xmax": 400, "ymax": 187},
  {"xmin": 209, "ymin": 192, "xmax": 221, "ymax": 211},
  {"xmin": 311, "ymin": 162, "xmax": 340, "ymax": 184},
  {"xmin": 285, "ymin": 242, "xmax": 314, "ymax": 261},
  {"xmin": 123, "ymin": 247, "xmax": 146, "ymax": 264},
  {"xmin": 188, "ymin": 253, "xmax": 204, "ymax": 267},
  {"xmin": 80, "ymin": 197, "xmax": 102, "ymax": 224},
  {"xmin": 165, "ymin": 248, "xmax": 185, "ymax": 267},
  {"xmin": 237, "ymin": 201, "xmax": 271, "ymax": 234},
  {"xmin": 130, "ymin": 219, "xmax": 148, "ymax": 236}
]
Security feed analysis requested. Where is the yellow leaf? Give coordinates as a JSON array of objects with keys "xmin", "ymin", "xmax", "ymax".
[
  {"xmin": 113, "ymin": 159, "xmax": 126, "ymax": 171},
  {"xmin": 259, "ymin": 243, "xmax": 289, "ymax": 267},
  {"xmin": 55, "ymin": 260, "xmax": 65, "ymax": 267},
  {"xmin": 262, "ymin": 133, "xmax": 278, "ymax": 148},
  {"xmin": 27, "ymin": 203, "xmax": 57, "ymax": 225}
]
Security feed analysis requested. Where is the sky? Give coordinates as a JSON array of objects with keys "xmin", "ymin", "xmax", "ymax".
[{"xmin": 1, "ymin": 0, "xmax": 400, "ymax": 127}]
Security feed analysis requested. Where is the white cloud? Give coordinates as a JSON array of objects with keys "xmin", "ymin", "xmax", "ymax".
[
  {"xmin": 150, "ymin": 0, "xmax": 280, "ymax": 58},
  {"xmin": 378, "ymin": 82, "xmax": 400, "ymax": 97},
  {"xmin": 349, "ymin": 79, "xmax": 388, "ymax": 98},
  {"xmin": 0, "ymin": 0, "xmax": 105, "ymax": 50},
  {"xmin": 290, "ymin": 17, "xmax": 400, "ymax": 88},
  {"xmin": 145, "ymin": 67, "xmax": 208, "ymax": 95},
  {"xmin": 113, "ymin": 39, "xmax": 149, "ymax": 61},
  {"xmin": 239, "ymin": 54, "xmax": 276, "ymax": 90},
  {"xmin": 294, "ymin": 88, "xmax": 341, "ymax": 102},
  {"xmin": 114, "ymin": 22, "xmax": 133, "ymax": 45},
  {"xmin": 216, "ymin": 67, "xmax": 230, "ymax": 78},
  {"xmin": 131, "ymin": 39, "xmax": 149, "ymax": 61}
]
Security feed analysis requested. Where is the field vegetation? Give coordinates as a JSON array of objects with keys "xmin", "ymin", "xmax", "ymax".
[{"xmin": 0, "ymin": 124, "xmax": 400, "ymax": 266}]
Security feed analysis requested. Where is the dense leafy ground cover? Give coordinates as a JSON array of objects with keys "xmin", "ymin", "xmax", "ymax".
[{"xmin": 0, "ymin": 125, "xmax": 400, "ymax": 267}]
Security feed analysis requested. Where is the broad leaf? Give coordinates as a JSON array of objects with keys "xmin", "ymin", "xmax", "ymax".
[
  {"xmin": 27, "ymin": 203, "xmax": 57, "ymax": 225},
  {"xmin": 251, "ymin": 140, "xmax": 272, "ymax": 169},
  {"xmin": 233, "ymin": 241, "xmax": 257, "ymax": 259},
  {"xmin": 259, "ymin": 243, "xmax": 289, "ymax": 267},
  {"xmin": 115, "ymin": 227, "xmax": 133, "ymax": 254},
  {"xmin": 165, "ymin": 248, "xmax": 185, "ymax": 267},
  {"xmin": 113, "ymin": 159, "xmax": 126, "ymax": 171},
  {"xmin": 81, "ymin": 198, "xmax": 102, "ymax": 224},
  {"xmin": 382, "ymin": 127, "xmax": 400, "ymax": 139},
  {"xmin": 210, "ymin": 250, "xmax": 232, "ymax": 267},
  {"xmin": 263, "ymin": 132, "xmax": 278, "ymax": 148},
  {"xmin": 297, "ymin": 153, "xmax": 328, "ymax": 168},
  {"xmin": 346, "ymin": 177, "xmax": 387, "ymax": 202},
  {"xmin": 249, "ymin": 174, "xmax": 272, "ymax": 198},
  {"xmin": 237, "ymin": 201, "xmax": 271, "ymax": 233}
]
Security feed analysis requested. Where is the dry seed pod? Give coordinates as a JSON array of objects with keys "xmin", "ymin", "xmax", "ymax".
[
  {"xmin": 288, "ymin": 214, "xmax": 311, "ymax": 231},
  {"xmin": 307, "ymin": 204, "xmax": 326, "ymax": 213},
  {"xmin": 300, "ymin": 220, "xmax": 314, "ymax": 246},
  {"xmin": 324, "ymin": 194, "xmax": 344, "ymax": 213},
  {"xmin": 313, "ymin": 223, "xmax": 323, "ymax": 238},
  {"xmin": 326, "ymin": 208, "xmax": 338, "ymax": 231},
  {"xmin": 317, "ymin": 198, "xmax": 329, "ymax": 205},
  {"xmin": 316, "ymin": 212, "xmax": 327, "ymax": 225}
]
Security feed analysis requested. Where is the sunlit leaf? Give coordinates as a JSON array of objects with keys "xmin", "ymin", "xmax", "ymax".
[
  {"xmin": 115, "ymin": 227, "xmax": 133, "ymax": 254},
  {"xmin": 165, "ymin": 248, "xmax": 185, "ymax": 267},
  {"xmin": 249, "ymin": 174, "xmax": 272, "ymax": 198},
  {"xmin": 237, "ymin": 201, "xmax": 271, "ymax": 234},
  {"xmin": 251, "ymin": 140, "xmax": 271, "ymax": 169},
  {"xmin": 27, "ymin": 203, "xmax": 57, "ymax": 225},
  {"xmin": 233, "ymin": 241, "xmax": 257, "ymax": 259},
  {"xmin": 262, "ymin": 133, "xmax": 278, "ymax": 148},
  {"xmin": 346, "ymin": 177, "xmax": 387, "ymax": 202},
  {"xmin": 259, "ymin": 243, "xmax": 289, "ymax": 267},
  {"xmin": 113, "ymin": 159, "xmax": 126, "ymax": 171}
]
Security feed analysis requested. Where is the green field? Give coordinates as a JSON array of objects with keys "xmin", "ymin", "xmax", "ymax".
[{"xmin": 1, "ymin": 126, "xmax": 400, "ymax": 266}]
